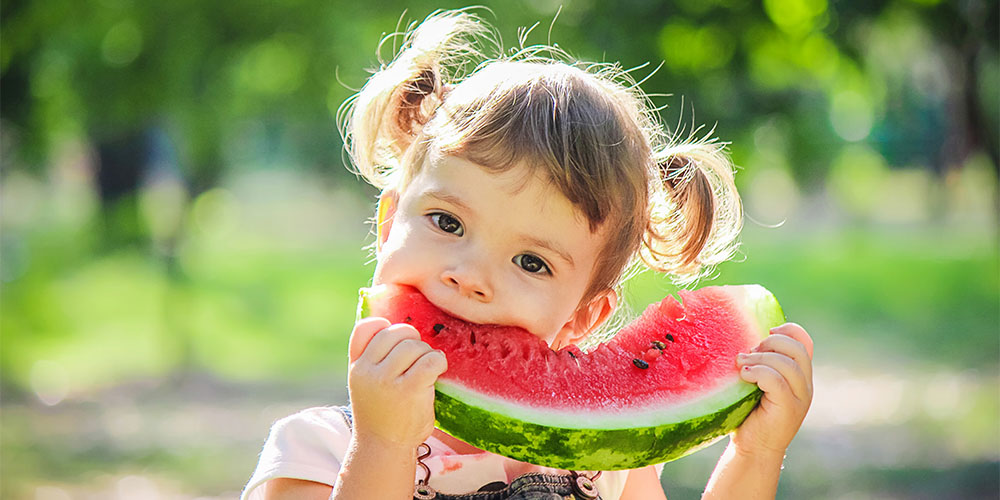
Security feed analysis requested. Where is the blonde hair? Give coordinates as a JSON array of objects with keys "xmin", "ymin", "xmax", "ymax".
[{"xmin": 340, "ymin": 9, "xmax": 742, "ymax": 303}]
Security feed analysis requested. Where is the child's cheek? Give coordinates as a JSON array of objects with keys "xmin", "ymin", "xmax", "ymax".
[{"xmin": 375, "ymin": 224, "xmax": 435, "ymax": 284}]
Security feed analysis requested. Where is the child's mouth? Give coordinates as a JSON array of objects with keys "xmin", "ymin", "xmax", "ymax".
[{"xmin": 421, "ymin": 292, "xmax": 484, "ymax": 326}]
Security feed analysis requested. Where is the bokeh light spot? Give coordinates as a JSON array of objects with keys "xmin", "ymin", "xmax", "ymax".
[
  {"xmin": 34, "ymin": 486, "xmax": 72, "ymax": 500},
  {"xmin": 191, "ymin": 188, "xmax": 240, "ymax": 237},
  {"xmin": 747, "ymin": 165, "xmax": 800, "ymax": 224},
  {"xmin": 101, "ymin": 20, "xmax": 144, "ymax": 67},
  {"xmin": 30, "ymin": 360, "xmax": 69, "ymax": 406},
  {"xmin": 237, "ymin": 36, "xmax": 307, "ymax": 95},
  {"xmin": 798, "ymin": 33, "xmax": 840, "ymax": 81},
  {"xmin": 827, "ymin": 144, "xmax": 889, "ymax": 217},
  {"xmin": 829, "ymin": 90, "xmax": 874, "ymax": 141},
  {"xmin": 116, "ymin": 475, "xmax": 160, "ymax": 500},
  {"xmin": 659, "ymin": 22, "xmax": 735, "ymax": 73},
  {"xmin": 763, "ymin": 0, "xmax": 828, "ymax": 36},
  {"xmin": 139, "ymin": 176, "xmax": 188, "ymax": 248}
]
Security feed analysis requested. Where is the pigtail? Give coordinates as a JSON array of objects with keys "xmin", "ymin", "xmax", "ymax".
[
  {"xmin": 339, "ymin": 10, "xmax": 493, "ymax": 188},
  {"xmin": 642, "ymin": 138, "xmax": 742, "ymax": 283}
]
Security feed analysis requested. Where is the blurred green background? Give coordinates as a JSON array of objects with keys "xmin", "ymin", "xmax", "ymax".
[{"xmin": 2, "ymin": 0, "xmax": 998, "ymax": 498}]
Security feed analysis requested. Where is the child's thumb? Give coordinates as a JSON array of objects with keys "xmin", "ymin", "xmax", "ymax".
[{"xmin": 349, "ymin": 317, "xmax": 392, "ymax": 362}]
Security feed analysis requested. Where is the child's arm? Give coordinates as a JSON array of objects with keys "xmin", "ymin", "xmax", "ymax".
[
  {"xmin": 335, "ymin": 317, "xmax": 446, "ymax": 499},
  {"xmin": 619, "ymin": 466, "xmax": 668, "ymax": 500},
  {"xmin": 702, "ymin": 323, "xmax": 814, "ymax": 499},
  {"xmin": 262, "ymin": 317, "xmax": 447, "ymax": 500}
]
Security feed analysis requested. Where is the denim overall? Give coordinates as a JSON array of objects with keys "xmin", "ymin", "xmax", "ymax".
[{"xmin": 337, "ymin": 406, "xmax": 602, "ymax": 500}]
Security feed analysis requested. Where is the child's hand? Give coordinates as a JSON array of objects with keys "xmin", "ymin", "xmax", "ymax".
[
  {"xmin": 347, "ymin": 317, "xmax": 448, "ymax": 450},
  {"xmin": 733, "ymin": 322, "xmax": 814, "ymax": 459}
]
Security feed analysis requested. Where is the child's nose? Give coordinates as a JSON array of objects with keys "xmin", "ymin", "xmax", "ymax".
[{"xmin": 441, "ymin": 267, "xmax": 493, "ymax": 302}]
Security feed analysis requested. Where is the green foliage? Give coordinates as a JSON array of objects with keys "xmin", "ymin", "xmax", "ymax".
[{"xmin": 3, "ymin": 0, "xmax": 997, "ymax": 184}]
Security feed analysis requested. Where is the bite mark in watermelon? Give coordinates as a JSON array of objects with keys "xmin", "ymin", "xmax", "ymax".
[{"xmin": 358, "ymin": 284, "xmax": 785, "ymax": 470}]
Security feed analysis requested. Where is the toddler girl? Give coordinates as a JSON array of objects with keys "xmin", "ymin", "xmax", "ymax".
[{"xmin": 242, "ymin": 10, "xmax": 814, "ymax": 500}]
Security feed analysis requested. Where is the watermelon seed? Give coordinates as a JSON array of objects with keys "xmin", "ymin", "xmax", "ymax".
[
  {"xmin": 652, "ymin": 340, "xmax": 666, "ymax": 350},
  {"xmin": 405, "ymin": 317, "xmax": 412, "ymax": 323},
  {"xmin": 665, "ymin": 334, "xmax": 675, "ymax": 342},
  {"xmin": 568, "ymin": 351, "xmax": 581, "ymax": 369},
  {"xmin": 632, "ymin": 358, "xmax": 649, "ymax": 369},
  {"xmin": 432, "ymin": 324, "xmax": 444, "ymax": 334},
  {"xmin": 470, "ymin": 331, "xmax": 476, "ymax": 344}
]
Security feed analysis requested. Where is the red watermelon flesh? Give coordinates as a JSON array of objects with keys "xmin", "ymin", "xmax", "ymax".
[{"xmin": 361, "ymin": 284, "xmax": 782, "ymax": 438}]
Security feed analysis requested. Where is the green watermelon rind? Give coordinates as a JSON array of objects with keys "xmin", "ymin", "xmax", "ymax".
[
  {"xmin": 356, "ymin": 289, "xmax": 375, "ymax": 321},
  {"xmin": 357, "ymin": 284, "xmax": 785, "ymax": 471},
  {"xmin": 433, "ymin": 376, "xmax": 760, "ymax": 429},
  {"xmin": 734, "ymin": 284, "xmax": 786, "ymax": 339},
  {"xmin": 434, "ymin": 384, "xmax": 762, "ymax": 470}
]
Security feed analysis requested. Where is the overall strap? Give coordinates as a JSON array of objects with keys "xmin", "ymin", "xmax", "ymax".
[
  {"xmin": 336, "ymin": 405, "xmax": 353, "ymax": 428},
  {"xmin": 413, "ymin": 472, "xmax": 602, "ymax": 500}
]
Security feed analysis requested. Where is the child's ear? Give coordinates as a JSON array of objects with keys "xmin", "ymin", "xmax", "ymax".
[
  {"xmin": 552, "ymin": 289, "xmax": 618, "ymax": 349},
  {"xmin": 376, "ymin": 189, "xmax": 399, "ymax": 254}
]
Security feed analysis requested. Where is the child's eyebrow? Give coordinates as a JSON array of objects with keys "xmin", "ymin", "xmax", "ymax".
[
  {"xmin": 425, "ymin": 190, "xmax": 473, "ymax": 212},
  {"xmin": 522, "ymin": 236, "xmax": 575, "ymax": 270}
]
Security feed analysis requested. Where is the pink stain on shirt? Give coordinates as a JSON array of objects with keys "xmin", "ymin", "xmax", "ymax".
[{"xmin": 439, "ymin": 456, "xmax": 465, "ymax": 473}]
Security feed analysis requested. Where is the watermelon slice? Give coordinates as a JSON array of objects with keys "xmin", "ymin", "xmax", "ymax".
[{"xmin": 358, "ymin": 284, "xmax": 785, "ymax": 470}]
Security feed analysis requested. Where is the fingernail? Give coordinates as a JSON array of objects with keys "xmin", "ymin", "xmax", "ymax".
[{"xmin": 737, "ymin": 353, "xmax": 749, "ymax": 361}]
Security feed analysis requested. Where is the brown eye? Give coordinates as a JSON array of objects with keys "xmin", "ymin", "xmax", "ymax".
[
  {"xmin": 430, "ymin": 213, "xmax": 464, "ymax": 236},
  {"xmin": 514, "ymin": 254, "xmax": 549, "ymax": 274}
]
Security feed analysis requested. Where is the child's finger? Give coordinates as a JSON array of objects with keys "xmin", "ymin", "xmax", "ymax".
[
  {"xmin": 740, "ymin": 364, "xmax": 796, "ymax": 407},
  {"xmin": 752, "ymin": 333, "xmax": 813, "ymax": 383},
  {"xmin": 402, "ymin": 349, "xmax": 448, "ymax": 387},
  {"xmin": 769, "ymin": 323, "xmax": 813, "ymax": 359},
  {"xmin": 349, "ymin": 317, "xmax": 392, "ymax": 362},
  {"xmin": 379, "ymin": 338, "xmax": 436, "ymax": 374},
  {"xmin": 737, "ymin": 351, "xmax": 810, "ymax": 402},
  {"xmin": 357, "ymin": 323, "xmax": 421, "ymax": 365}
]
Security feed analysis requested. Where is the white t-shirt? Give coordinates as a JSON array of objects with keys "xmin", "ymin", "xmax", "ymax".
[{"xmin": 241, "ymin": 406, "xmax": 636, "ymax": 499}]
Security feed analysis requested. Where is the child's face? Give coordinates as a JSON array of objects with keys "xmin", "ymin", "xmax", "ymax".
[{"xmin": 373, "ymin": 154, "xmax": 613, "ymax": 347}]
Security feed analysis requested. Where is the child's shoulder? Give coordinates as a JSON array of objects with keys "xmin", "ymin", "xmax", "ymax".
[
  {"xmin": 242, "ymin": 407, "xmax": 353, "ymax": 500},
  {"xmin": 266, "ymin": 405, "xmax": 353, "ymax": 449}
]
